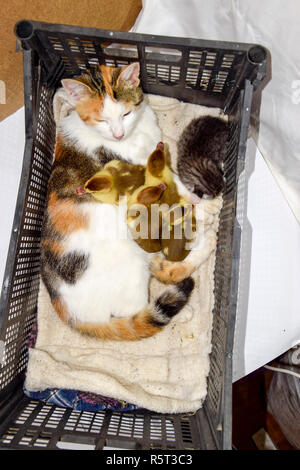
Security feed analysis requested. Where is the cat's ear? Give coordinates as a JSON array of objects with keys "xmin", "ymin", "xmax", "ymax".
[
  {"xmin": 85, "ymin": 176, "xmax": 112, "ymax": 193},
  {"xmin": 61, "ymin": 79, "xmax": 93, "ymax": 102},
  {"xmin": 137, "ymin": 183, "xmax": 166, "ymax": 206},
  {"xmin": 147, "ymin": 147, "xmax": 166, "ymax": 178},
  {"xmin": 117, "ymin": 62, "xmax": 140, "ymax": 87}
]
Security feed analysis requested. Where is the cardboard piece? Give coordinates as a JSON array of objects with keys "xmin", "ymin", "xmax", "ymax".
[{"xmin": 0, "ymin": 0, "xmax": 142, "ymax": 121}]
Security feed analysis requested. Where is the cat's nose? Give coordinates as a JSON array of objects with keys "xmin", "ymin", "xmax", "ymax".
[{"xmin": 114, "ymin": 132, "xmax": 124, "ymax": 140}]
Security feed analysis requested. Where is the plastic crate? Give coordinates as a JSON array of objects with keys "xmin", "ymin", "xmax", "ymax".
[{"xmin": 0, "ymin": 20, "xmax": 268, "ymax": 450}]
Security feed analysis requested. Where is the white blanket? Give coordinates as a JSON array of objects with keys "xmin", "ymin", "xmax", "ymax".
[{"xmin": 24, "ymin": 94, "xmax": 223, "ymax": 413}]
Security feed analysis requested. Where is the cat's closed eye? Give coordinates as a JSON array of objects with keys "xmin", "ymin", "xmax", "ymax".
[{"xmin": 123, "ymin": 111, "xmax": 131, "ymax": 117}]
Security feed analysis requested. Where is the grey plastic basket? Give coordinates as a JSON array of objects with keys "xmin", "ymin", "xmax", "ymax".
[{"xmin": 0, "ymin": 20, "xmax": 268, "ymax": 450}]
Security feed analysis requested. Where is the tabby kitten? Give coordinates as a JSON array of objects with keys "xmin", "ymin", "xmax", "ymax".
[
  {"xmin": 41, "ymin": 62, "xmax": 194, "ymax": 341},
  {"xmin": 177, "ymin": 116, "xmax": 229, "ymax": 199}
]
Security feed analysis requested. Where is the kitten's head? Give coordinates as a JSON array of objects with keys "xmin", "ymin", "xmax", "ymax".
[
  {"xmin": 193, "ymin": 159, "xmax": 225, "ymax": 199},
  {"xmin": 62, "ymin": 62, "xmax": 143, "ymax": 141}
]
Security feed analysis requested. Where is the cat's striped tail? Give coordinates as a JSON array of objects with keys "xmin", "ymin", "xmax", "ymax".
[{"xmin": 54, "ymin": 278, "xmax": 194, "ymax": 341}]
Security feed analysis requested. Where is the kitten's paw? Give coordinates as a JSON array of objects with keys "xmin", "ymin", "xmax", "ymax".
[{"xmin": 150, "ymin": 255, "xmax": 193, "ymax": 284}]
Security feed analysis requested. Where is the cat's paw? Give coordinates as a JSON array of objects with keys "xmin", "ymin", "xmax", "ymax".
[{"xmin": 150, "ymin": 254, "xmax": 193, "ymax": 284}]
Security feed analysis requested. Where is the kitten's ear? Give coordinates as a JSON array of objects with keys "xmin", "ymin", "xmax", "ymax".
[
  {"xmin": 61, "ymin": 79, "xmax": 93, "ymax": 103},
  {"xmin": 85, "ymin": 176, "xmax": 112, "ymax": 193},
  {"xmin": 147, "ymin": 147, "xmax": 166, "ymax": 177},
  {"xmin": 137, "ymin": 184, "xmax": 166, "ymax": 206},
  {"xmin": 117, "ymin": 62, "xmax": 140, "ymax": 87}
]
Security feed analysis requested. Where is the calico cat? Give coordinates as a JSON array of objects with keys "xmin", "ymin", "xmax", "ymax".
[
  {"xmin": 177, "ymin": 116, "xmax": 229, "ymax": 199},
  {"xmin": 41, "ymin": 62, "xmax": 195, "ymax": 341}
]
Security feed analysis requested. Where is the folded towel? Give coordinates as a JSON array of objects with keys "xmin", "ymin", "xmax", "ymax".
[{"xmin": 24, "ymin": 316, "xmax": 139, "ymax": 411}]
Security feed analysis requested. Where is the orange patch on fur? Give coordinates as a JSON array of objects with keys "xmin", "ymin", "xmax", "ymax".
[
  {"xmin": 75, "ymin": 319, "xmax": 136, "ymax": 341},
  {"xmin": 131, "ymin": 312, "xmax": 162, "ymax": 338},
  {"xmin": 54, "ymin": 136, "xmax": 65, "ymax": 161},
  {"xmin": 74, "ymin": 308, "xmax": 162, "ymax": 341},
  {"xmin": 151, "ymin": 257, "xmax": 193, "ymax": 284},
  {"xmin": 76, "ymin": 96, "xmax": 104, "ymax": 125},
  {"xmin": 111, "ymin": 318, "xmax": 138, "ymax": 341},
  {"xmin": 100, "ymin": 65, "xmax": 114, "ymax": 99},
  {"xmin": 48, "ymin": 192, "xmax": 89, "ymax": 236},
  {"xmin": 41, "ymin": 239, "xmax": 64, "ymax": 255},
  {"xmin": 52, "ymin": 298, "xmax": 71, "ymax": 324}
]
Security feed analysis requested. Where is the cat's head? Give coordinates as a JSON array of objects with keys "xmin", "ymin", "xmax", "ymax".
[{"xmin": 62, "ymin": 62, "xmax": 143, "ymax": 141}]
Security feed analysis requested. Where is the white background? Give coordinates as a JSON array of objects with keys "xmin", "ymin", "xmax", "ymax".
[{"xmin": 132, "ymin": 0, "xmax": 300, "ymax": 381}]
